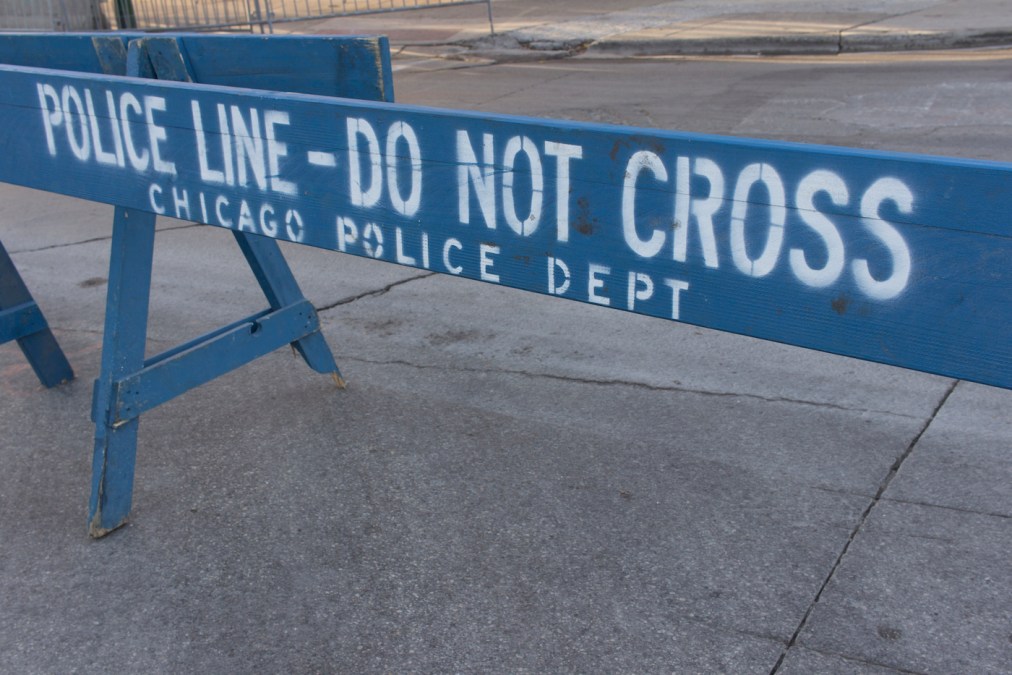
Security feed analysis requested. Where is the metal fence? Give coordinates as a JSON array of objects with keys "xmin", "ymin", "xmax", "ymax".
[
  {"xmin": 0, "ymin": 0, "xmax": 107, "ymax": 30},
  {"xmin": 117, "ymin": 0, "xmax": 260, "ymax": 31},
  {"xmin": 0, "ymin": 0, "xmax": 493, "ymax": 33}
]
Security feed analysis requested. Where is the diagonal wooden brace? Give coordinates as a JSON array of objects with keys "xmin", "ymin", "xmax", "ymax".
[
  {"xmin": 0, "ymin": 240, "xmax": 74, "ymax": 388},
  {"xmin": 100, "ymin": 300, "xmax": 326, "ymax": 427},
  {"xmin": 232, "ymin": 232, "xmax": 344, "ymax": 384}
]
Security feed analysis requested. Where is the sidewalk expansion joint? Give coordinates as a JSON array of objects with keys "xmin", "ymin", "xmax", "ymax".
[{"xmin": 767, "ymin": 378, "xmax": 959, "ymax": 675}]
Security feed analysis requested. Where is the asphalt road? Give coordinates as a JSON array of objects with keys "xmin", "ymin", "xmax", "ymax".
[
  {"xmin": 393, "ymin": 48, "xmax": 1012, "ymax": 159},
  {"xmin": 1, "ymin": 48, "xmax": 1010, "ymax": 672}
]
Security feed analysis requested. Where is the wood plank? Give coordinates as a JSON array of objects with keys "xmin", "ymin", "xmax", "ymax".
[
  {"xmin": 0, "ymin": 64, "xmax": 1008, "ymax": 388},
  {"xmin": 0, "ymin": 33, "xmax": 393, "ymax": 101},
  {"xmin": 0, "ymin": 33, "xmax": 130, "ymax": 73}
]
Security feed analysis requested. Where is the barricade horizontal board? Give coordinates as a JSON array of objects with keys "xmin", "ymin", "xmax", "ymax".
[
  {"xmin": 1, "ymin": 64, "xmax": 1009, "ymax": 388},
  {"xmin": 0, "ymin": 33, "xmax": 129, "ymax": 73},
  {"xmin": 137, "ymin": 34, "xmax": 394, "ymax": 101},
  {"xmin": 0, "ymin": 33, "xmax": 393, "ymax": 99}
]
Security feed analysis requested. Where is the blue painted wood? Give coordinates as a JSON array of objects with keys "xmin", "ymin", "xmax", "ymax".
[
  {"xmin": 0, "ymin": 240, "xmax": 74, "ymax": 387},
  {"xmin": 0, "ymin": 33, "xmax": 135, "ymax": 387},
  {"xmin": 1, "ymin": 64, "xmax": 1007, "ymax": 390},
  {"xmin": 145, "ymin": 34, "xmax": 394, "ymax": 102},
  {"xmin": 0, "ymin": 33, "xmax": 393, "ymax": 99},
  {"xmin": 0, "ymin": 33, "xmax": 390, "ymax": 532},
  {"xmin": 82, "ymin": 34, "xmax": 387, "ymax": 535},
  {"xmin": 136, "ymin": 36, "xmax": 344, "ymax": 381},
  {"xmin": 112, "ymin": 299, "xmax": 320, "ymax": 422},
  {"xmin": 143, "ymin": 307, "xmax": 274, "ymax": 368},
  {"xmin": 131, "ymin": 37, "xmax": 192, "ymax": 82},
  {"xmin": 0, "ymin": 33, "xmax": 131, "ymax": 74},
  {"xmin": 88, "ymin": 206, "xmax": 156, "ymax": 537},
  {"xmin": 0, "ymin": 31, "xmax": 391, "ymax": 396},
  {"xmin": 92, "ymin": 35, "xmax": 132, "ymax": 75},
  {"xmin": 0, "ymin": 302, "xmax": 47, "ymax": 340},
  {"xmin": 230, "ymin": 232, "xmax": 343, "ymax": 378}
]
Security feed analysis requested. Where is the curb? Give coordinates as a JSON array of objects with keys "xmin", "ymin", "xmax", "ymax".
[
  {"xmin": 450, "ymin": 30, "xmax": 1012, "ymax": 63},
  {"xmin": 586, "ymin": 34, "xmax": 840, "ymax": 57}
]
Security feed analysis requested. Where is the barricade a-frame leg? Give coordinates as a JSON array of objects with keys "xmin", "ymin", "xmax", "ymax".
[
  {"xmin": 86, "ymin": 221, "xmax": 345, "ymax": 536},
  {"xmin": 87, "ymin": 40, "xmax": 345, "ymax": 537},
  {"xmin": 0, "ymin": 239, "xmax": 74, "ymax": 388},
  {"xmin": 232, "ymin": 231, "xmax": 345, "ymax": 386},
  {"xmin": 88, "ymin": 207, "xmax": 156, "ymax": 537}
]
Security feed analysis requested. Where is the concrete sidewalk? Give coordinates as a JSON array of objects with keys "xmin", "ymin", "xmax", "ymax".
[{"xmin": 288, "ymin": 0, "xmax": 1012, "ymax": 60}]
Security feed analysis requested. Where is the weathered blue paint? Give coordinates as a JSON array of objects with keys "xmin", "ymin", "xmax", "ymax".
[
  {"xmin": 61, "ymin": 33, "xmax": 392, "ymax": 535},
  {"xmin": 0, "ymin": 33, "xmax": 131, "ymax": 74},
  {"xmin": 0, "ymin": 63, "xmax": 1008, "ymax": 391},
  {"xmin": 0, "ymin": 301, "xmax": 46, "ymax": 340},
  {"xmin": 88, "ymin": 205, "xmax": 156, "ymax": 537},
  {"xmin": 0, "ymin": 31, "xmax": 392, "ymax": 396},
  {"xmin": 0, "ymin": 34, "xmax": 131, "ymax": 387},
  {"xmin": 128, "ymin": 34, "xmax": 365, "ymax": 383},
  {"xmin": 112, "ymin": 299, "xmax": 320, "ymax": 423},
  {"xmin": 146, "ymin": 34, "xmax": 394, "ymax": 102},
  {"xmin": 229, "ymin": 230, "xmax": 342, "ymax": 377},
  {"xmin": 0, "ymin": 33, "xmax": 392, "ymax": 98},
  {"xmin": 0, "ymin": 240, "xmax": 74, "ymax": 387}
]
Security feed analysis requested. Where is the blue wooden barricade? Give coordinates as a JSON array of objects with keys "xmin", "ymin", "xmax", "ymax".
[
  {"xmin": 0, "ymin": 33, "xmax": 393, "ymax": 390},
  {"xmin": 0, "ymin": 33, "xmax": 392, "ymax": 536},
  {"xmin": 0, "ymin": 32, "xmax": 1009, "ymax": 536}
]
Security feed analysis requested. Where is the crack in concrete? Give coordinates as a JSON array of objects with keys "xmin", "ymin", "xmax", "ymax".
[
  {"xmin": 676, "ymin": 613, "xmax": 787, "ymax": 648},
  {"xmin": 332, "ymin": 354, "xmax": 924, "ymax": 419},
  {"xmin": 9, "ymin": 222, "xmax": 203, "ymax": 254},
  {"xmin": 474, "ymin": 68, "xmax": 579, "ymax": 106},
  {"xmin": 768, "ymin": 379, "xmax": 960, "ymax": 675},
  {"xmin": 801, "ymin": 645, "xmax": 929, "ymax": 674},
  {"xmin": 804, "ymin": 486, "xmax": 1011, "ymax": 525},
  {"xmin": 9, "ymin": 233, "xmax": 115, "ymax": 255},
  {"xmin": 881, "ymin": 496, "xmax": 1010, "ymax": 521},
  {"xmin": 810, "ymin": 485, "xmax": 874, "ymax": 499},
  {"xmin": 315, "ymin": 272, "xmax": 435, "ymax": 312}
]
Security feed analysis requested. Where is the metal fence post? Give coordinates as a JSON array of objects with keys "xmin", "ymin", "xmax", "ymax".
[{"xmin": 113, "ymin": 0, "xmax": 136, "ymax": 27}]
